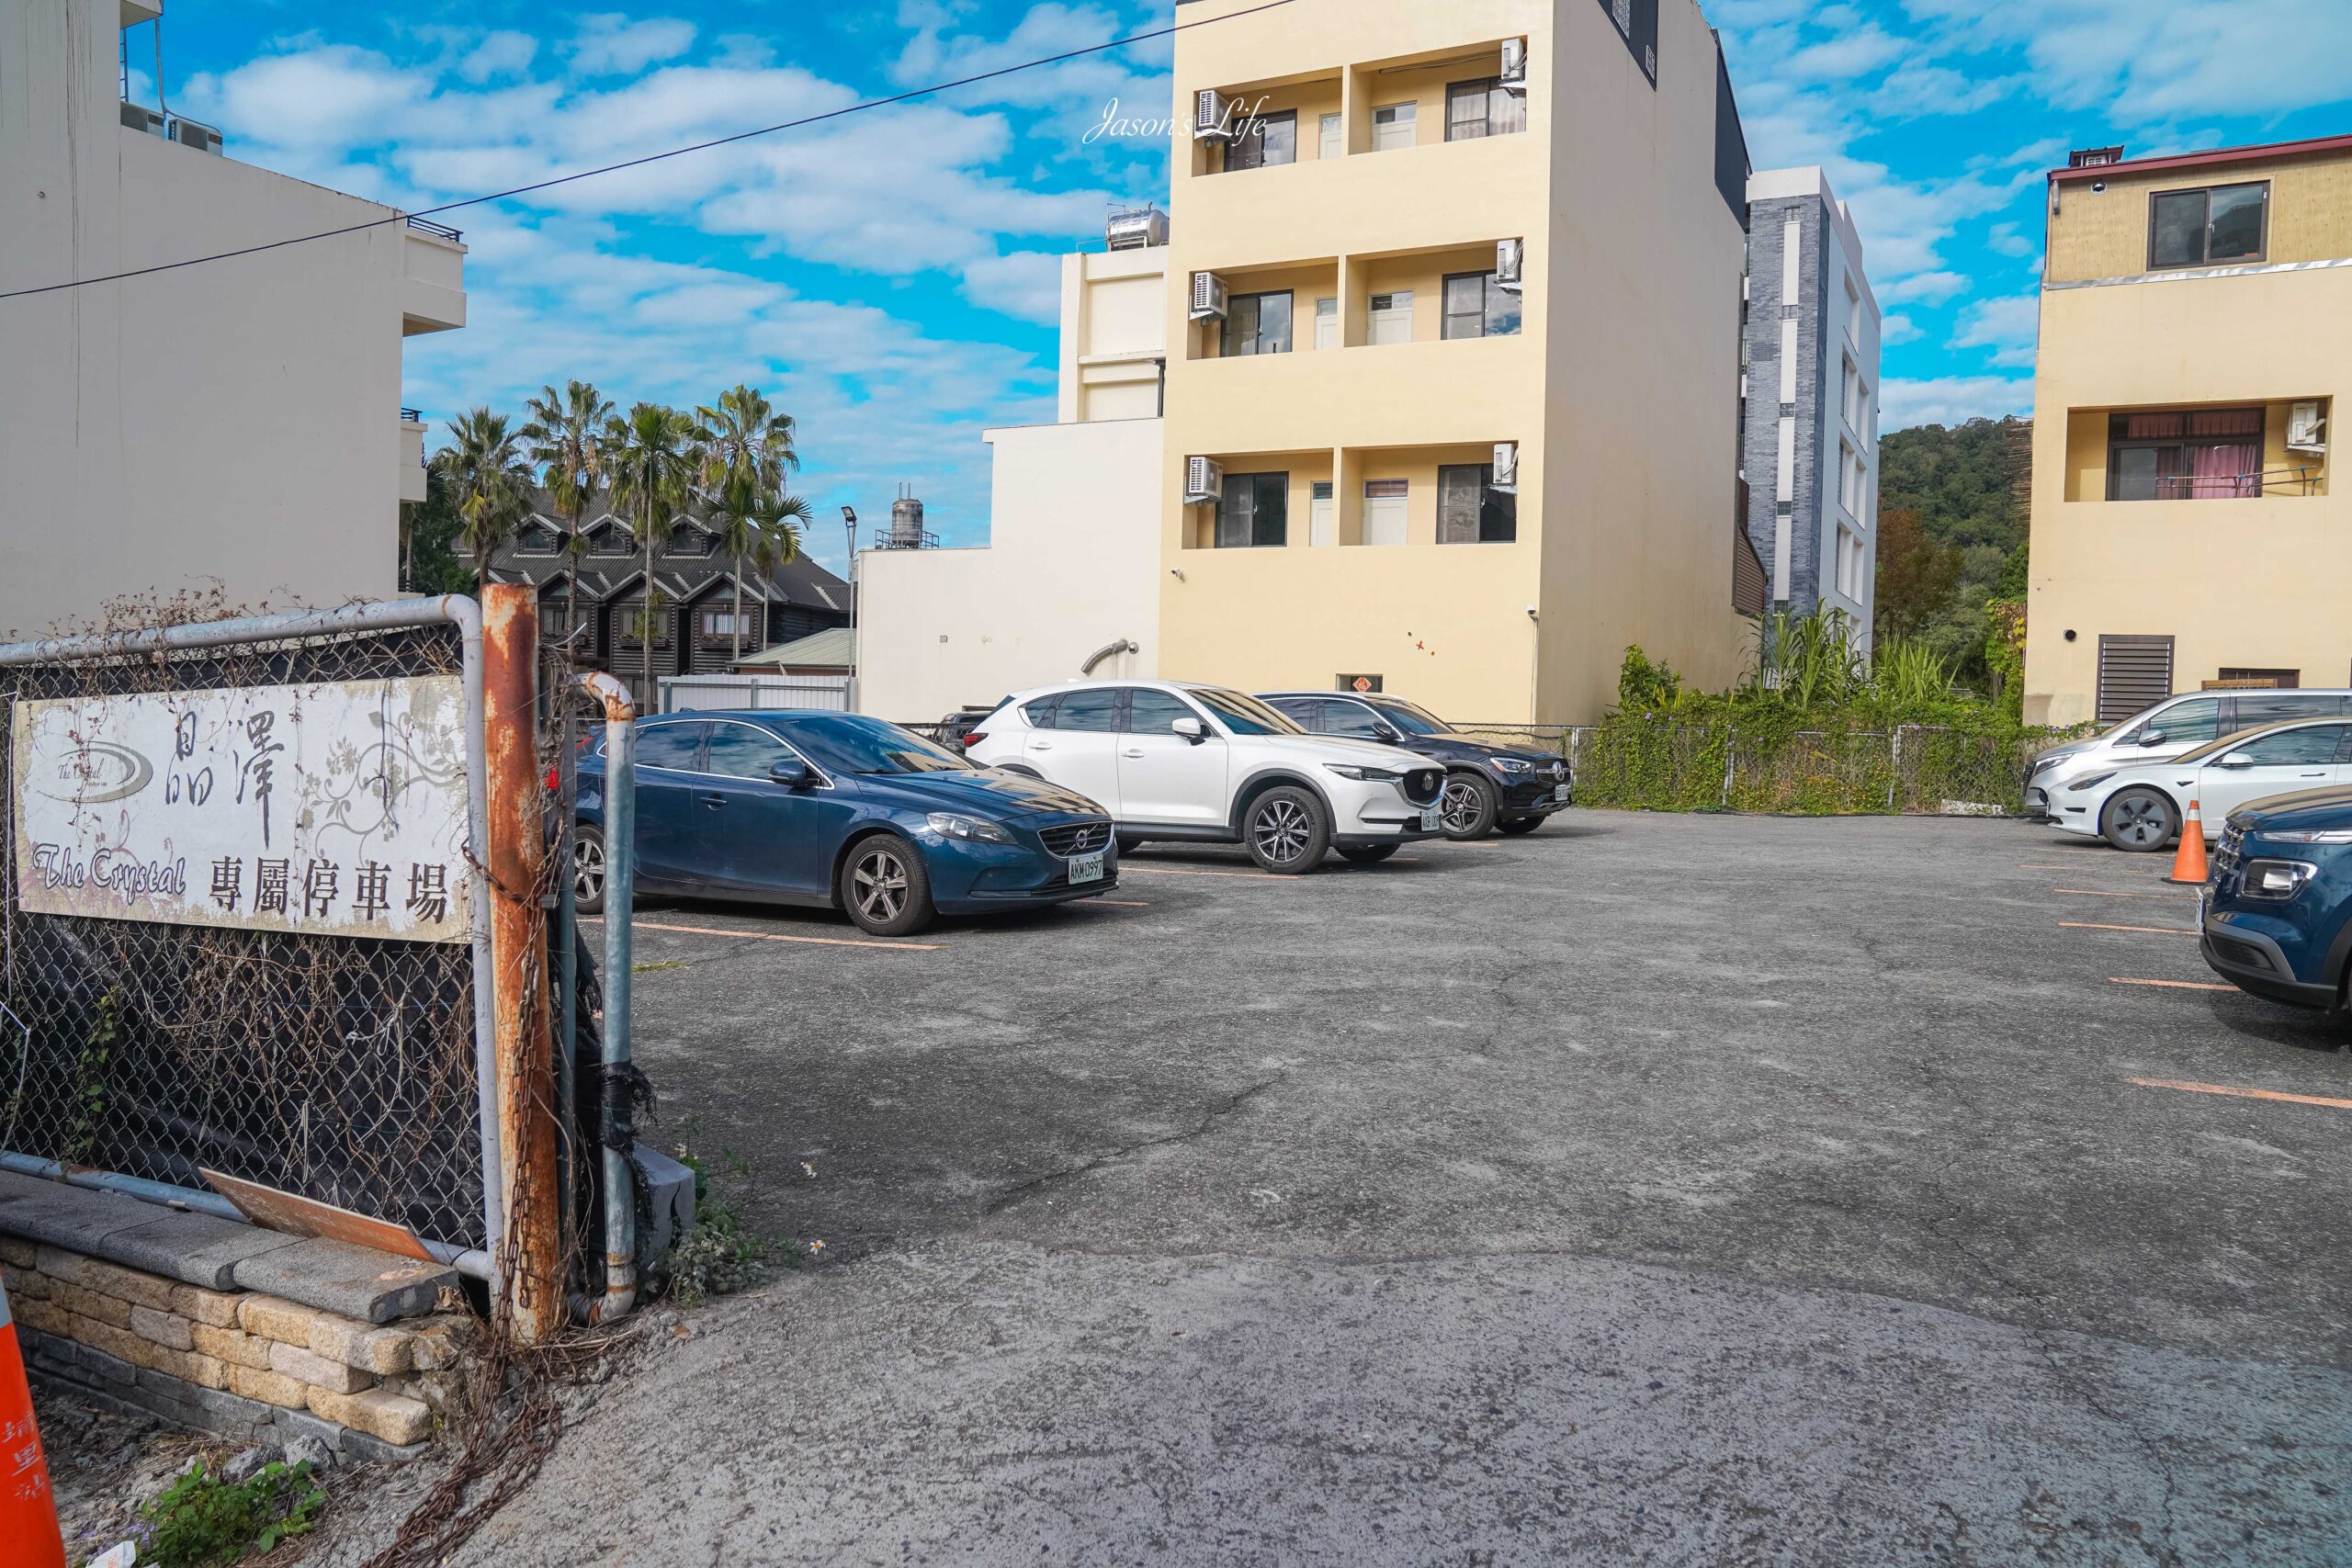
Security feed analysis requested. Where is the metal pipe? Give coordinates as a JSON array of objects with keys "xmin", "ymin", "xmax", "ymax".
[
  {"xmin": 0, "ymin": 597, "xmax": 507, "ymax": 1300},
  {"xmin": 0, "ymin": 1154, "xmax": 492, "ymax": 1280},
  {"xmin": 566, "ymin": 672, "xmax": 639, "ymax": 1324},
  {"xmin": 482, "ymin": 587, "xmax": 562, "ymax": 1345}
]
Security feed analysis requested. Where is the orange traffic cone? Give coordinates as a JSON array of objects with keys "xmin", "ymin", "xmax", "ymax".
[
  {"xmin": 0, "ymin": 1278, "xmax": 70, "ymax": 1568},
  {"xmin": 2168, "ymin": 797, "xmax": 2210, "ymax": 885}
]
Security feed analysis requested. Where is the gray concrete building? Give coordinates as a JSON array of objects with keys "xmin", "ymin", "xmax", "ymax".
[{"xmin": 1739, "ymin": 167, "xmax": 1881, "ymax": 650}]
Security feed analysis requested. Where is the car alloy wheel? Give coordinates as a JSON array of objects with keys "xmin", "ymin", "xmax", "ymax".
[
  {"xmin": 851, "ymin": 842, "xmax": 912, "ymax": 924},
  {"xmin": 572, "ymin": 834, "xmax": 605, "ymax": 905},
  {"xmin": 1252, "ymin": 797, "xmax": 1315, "ymax": 866},
  {"xmin": 1439, "ymin": 779, "xmax": 1479, "ymax": 834},
  {"xmin": 2102, "ymin": 788, "xmax": 2177, "ymax": 852}
]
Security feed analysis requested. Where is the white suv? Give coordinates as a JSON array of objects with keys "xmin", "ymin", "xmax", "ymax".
[{"xmin": 964, "ymin": 681, "xmax": 1448, "ymax": 873}]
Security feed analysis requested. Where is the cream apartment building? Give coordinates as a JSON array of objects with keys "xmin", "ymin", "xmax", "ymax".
[
  {"xmin": 2026, "ymin": 135, "xmax": 2347, "ymax": 726},
  {"xmin": 0, "ymin": 0, "xmax": 465, "ymax": 639},
  {"xmin": 854, "ymin": 238, "xmax": 1168, "ymax": 721},
  {"xmin": 1159, "ymin": 0, "xmax": 1753, "ymax": 722}
]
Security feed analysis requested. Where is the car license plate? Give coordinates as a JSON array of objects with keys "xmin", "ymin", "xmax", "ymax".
[
  {"xmin": 1420, "ymin": 806, "xmax": 1442, "ymax": 832},
  {"xmin": 1068, "ymin": 850, "xmax": 1106, "ymax": 885},
  {"xmin": 1554, "ymin": 784, "xmax": 1572, "ymax": 803}
]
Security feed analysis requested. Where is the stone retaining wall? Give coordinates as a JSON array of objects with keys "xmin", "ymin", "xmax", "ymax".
[{"xmin": 3, "ymin": 1235, "xmax": 474, "ymax": 1465}]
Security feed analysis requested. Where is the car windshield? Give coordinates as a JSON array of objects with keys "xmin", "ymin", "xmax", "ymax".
[
  {"xmin": 1365, "ymin": 697, "xmax": 1451, "ymax": 736},
  {"xmin": 780, "ymin": 714, "xmax": 976, "ymax": 774},
  {"xmin": 1193, "ymin": 688, "xmax": 1303, "ymax": 736}
]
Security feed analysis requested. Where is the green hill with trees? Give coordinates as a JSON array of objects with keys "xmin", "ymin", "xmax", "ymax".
[{"xmin": 1874, "ymin": 416, "xmax": 2031, "ymax": 698}]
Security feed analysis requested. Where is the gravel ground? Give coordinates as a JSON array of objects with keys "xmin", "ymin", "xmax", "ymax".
[{"xmin": 304, "ymin": 811, "xmax": 2348, "ymax": 1565}]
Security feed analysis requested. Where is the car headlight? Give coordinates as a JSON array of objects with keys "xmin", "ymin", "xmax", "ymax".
[
  {"xmin": 925, "ymin": 812, "xmax": 1014, "ymax": 844},
  {"xmin": 2030, "ymin": 757, "xmax": 2062, "ymax": 778},
  {"xmin": 2263, "ymin": 829, "xmax": 2352, "ymax": 844},
  {"xmin": 2067, "ymin": 772, "xmax": 2118, "ymax": 793},
  {"xmin": 2242, "ymin": 858, "xmax": 2317, "ymax": 899},
  {"xmin": 1324, "ymin": 763, "xmax": 1405, "ymax": 782},
  {"xmin": 1490, "ymin": 757, "xmax": 1535, "ymax": 775}
]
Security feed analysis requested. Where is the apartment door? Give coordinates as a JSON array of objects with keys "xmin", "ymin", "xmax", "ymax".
[
  {"xmin": 1372, "ymin": 102, "xmax": 1417, "ymax": 151},
  {"xmin": 1363, "ymin": 479, "xmax": 1408, "ymax": 547},
  {"xmin": 1309, "ymin": 482, "xmax": 1335, "ymax": 547},
  {"xmin": 1369, "ymin": 292, "xmax": 1415, "ymax": 344},
  {"xmin": 1318, "ymin": 112, "xmax": 1342, "ymax": 162},
  {"xmin": 1314, "ymin": 297, "xmax": 1339, "ymax": 350}
]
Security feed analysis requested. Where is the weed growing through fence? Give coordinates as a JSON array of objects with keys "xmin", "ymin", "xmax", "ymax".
[
  {"xmin": 67, "ymin": 989, "xmax": 120, "ymax": 1167},
  {"xmin": 1582, "ymin": 613, "xmax": 2089, "ymax": 817},
  {"xmin": 137, "ymin": 1457, "xmax": 325, "ymax": 1566}
]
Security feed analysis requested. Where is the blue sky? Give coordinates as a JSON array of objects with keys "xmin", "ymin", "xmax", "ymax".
[{"xmin": 144, "ymin": 0, "xmax": 2352, "ymax": 570}]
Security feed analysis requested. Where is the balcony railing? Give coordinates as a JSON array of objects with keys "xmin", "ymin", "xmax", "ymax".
[
  {"xmin": 399, "ymin": 407, "xmax": 423, "ymax": 423},
  {"xmin": 404, "ymin": 215, "xmax": 463, "ymax": 243},
  {"xmin": 2144, "ymin": 468, "xmax": 2324, "ymax": 500}
]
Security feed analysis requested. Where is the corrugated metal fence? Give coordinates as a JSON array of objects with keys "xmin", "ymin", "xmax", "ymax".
[{"xmin": 660, "ymin": 673, "xmax": 852, "ymax": 714}]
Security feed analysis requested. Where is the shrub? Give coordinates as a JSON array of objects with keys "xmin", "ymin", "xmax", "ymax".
[{"xmin": 139, "ymin": 1458, "xmax": 325, "ymax": 1566}]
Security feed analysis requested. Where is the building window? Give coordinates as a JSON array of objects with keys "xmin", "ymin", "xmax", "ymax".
[
  {"xmin": 1216, "ymin": 473, "xmax": 1289, "ymax": 547},
  {"xmin": 516, "ymin": 525, "xmax": 559, "ymax": 557},
  {"xmin": 698, "ymin": 608, "xmax": 752, "ymax": 641},
  {"xmin": 589, "ymin": 526, "xmax": 632, "ymax": 558},
  {"xmin": 1438, "ymin": 465, "xmax": 1516, "ymax": 544},
  {"xmin": 1445, "ymin": 79, "xmax": 1526, "ymax": 141},
  {"xmin": 1372, "ymin": 102, "xmax": 1417, "ymax": 152},
  {"xmin": 2221, "ymin": 669, "xmax": 2303, "ymax": 693},
  {"xmin": 539, "ymin": 602, "xmax": 571, "ymax": 639},
  {"xmin": 1225, "ymin": 109, "xmax": 1296, "ymax": 171},
  {"xmin": 2106, "ymin": 409, "xmax": 2266, "ymax": 501},
  {"xmin": 1442, "ymin": 272, "xmax": 1521, "ymax": 340},
  {"xmin": 2150, "ymin": 183, "xmax": 2267, "ymax": 270},
  {"xmin": 616, "ymin": 601, "xmax": 671, "ymax": 649},
  {"xmin": 1221, "ymin": 290, "xmax": 1294, "ymax": 356},
  {"xmin": 668, "ymin": 526, "xmax": 713, "ymax": 558},
  {"xmin": 1835, "ymin": 527, "xmax": 1865, "ymax": 600},
  {"xmin": 1838, "ymin": 442, "xmax": 1864, "ymax": 515}
]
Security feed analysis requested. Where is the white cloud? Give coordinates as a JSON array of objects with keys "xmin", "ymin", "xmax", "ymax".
[
  {"xmin": 569, "ymin": 15, "xmax": 697, "ymax": 78},
  {"xmin": 959, "ymin": 251, "xmax": 1064, "ymax": 323},
  {"xmin": 1879, "ymin": 314, "xmax": 1923, "ymax": 346},
  {"xmin": 1950, "ymin": 294, "xmax": 2040, "ymax": 368},
  {"xmin": 1876, "ymin": 270, "xmax": 1969, "ymax": 308},
  {"xmin": 1881, "ymin": 374, "xmax": 2032, "ymax": 431},
  {"xmin": 459, "ymin": 31, "xmax": 537, "ymax": 85}
]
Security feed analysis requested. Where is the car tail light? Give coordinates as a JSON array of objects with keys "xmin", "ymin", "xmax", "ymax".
[{"xmin": 961, "ymin": 731, "xmax": 987, "ymax": 750}]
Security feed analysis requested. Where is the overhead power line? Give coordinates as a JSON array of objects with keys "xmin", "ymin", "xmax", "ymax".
[{"xmin": 1, "ymin": 0, "xmax": 1296, "ymax": 302}]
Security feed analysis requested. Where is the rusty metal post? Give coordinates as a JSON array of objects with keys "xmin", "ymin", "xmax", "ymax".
[{"xmin": 481, "ymin": 585, "xmax": 563, "ymax": 1344}]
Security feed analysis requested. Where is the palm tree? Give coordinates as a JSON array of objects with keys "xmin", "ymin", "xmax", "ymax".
[
  {"xmin": 603, "ymin": 402, "xmax": 702, "ymax": 701},
  {"xmin": 520, "ymin": 380, "xmax": 614, "ymax": 652},
  {"xmin": 430, "ymin": 409, "xmax": 533, "ymax": 592},
  {"xmin": 695, "ymin": 384, "xmax": 799, "ymax": 502},
  {"xmin": 703, "ymin": 471, "xmax": 814, "ymax": 663}
]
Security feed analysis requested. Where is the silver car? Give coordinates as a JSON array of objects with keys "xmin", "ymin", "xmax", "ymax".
[{"xmin": 2027, "ymin": 688, "xmax": 2352, "ymax": 818}]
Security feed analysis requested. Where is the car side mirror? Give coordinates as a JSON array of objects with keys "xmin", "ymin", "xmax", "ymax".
[
  {"xmin": 2137, "ymin": 729, "xmax": 2167, "ymax": 747},
  {"xmin": 2216, "ymin": 751, "xmax": 2255, "ymax": 769},
  {"xmin": 768, "ymin": 756, "xmax": 813, "ymax": 789},
  {"xmin": 1373, "ymin": 722, "xmax": 1401, "ymax": 744},
  {"xmin": 1170, "ymin": 716, "xmax": 1205, "ymax": 744}
]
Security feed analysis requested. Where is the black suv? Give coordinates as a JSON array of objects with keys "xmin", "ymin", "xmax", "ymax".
[{"xmin": 1258, "ymin": 691, "xmax": 1571, "ymax": 839}]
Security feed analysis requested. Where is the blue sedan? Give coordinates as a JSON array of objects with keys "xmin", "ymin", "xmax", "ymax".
[{"xmin": 572, "ymin": 710, "xmax": 1118, "ymax": 936}]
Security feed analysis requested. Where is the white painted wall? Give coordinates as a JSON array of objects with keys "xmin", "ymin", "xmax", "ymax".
[
  {"xmin": 855, "ymin": 419, "xmax": 1165, "ymax": 721},
  {"xmin": 0, "ymin": 0, "xmax": 463, "ymax": 640}
]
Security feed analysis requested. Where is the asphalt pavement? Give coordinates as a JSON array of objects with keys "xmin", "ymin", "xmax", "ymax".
[{"xmin": 322, "ymin": 811, "xmax": 2352, "ymax": 1566}]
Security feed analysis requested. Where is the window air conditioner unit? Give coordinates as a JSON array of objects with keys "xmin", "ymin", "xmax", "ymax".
[
  {"xmin": 1189, "ymin": 271, "xmax": 1229, "ymax": 321},
  {"xmin": 1193, "ymin": 89, "xmax": 1235, "ymax": 141},
  {"xmin": 1491, "ymin": 442, "xmax": 1520, "ymax": 495},
  {"xmin": 1184, "ymin": 457, "xmax": 1226, "ymax": 504},
  {"xmin": 120, "ymin": 101, "xmax": 164, "ymax": 137},
  {"xmin": 2287, "ymin": 400, "xmax": 2328, "ymax": 454},
  {"xmin": 1105, "ymin": 205, "xmax": 1169, "ymax": 252},
  {"xmin": 1496, "ymin": 238, "xmax": 1524, "ymax": 296},
  {"xmin": 168, "ymin": 118, "xmax": 222, "ymax": 154},
  {"xmin": 1499, "ymin": 38, "xmax": 1529, "ymax": 96}
]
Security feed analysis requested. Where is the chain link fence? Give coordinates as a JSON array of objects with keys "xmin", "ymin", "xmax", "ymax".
[{"xmin": 0, "ymin": 610, "xmax": 494, "ymax": 1256}]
